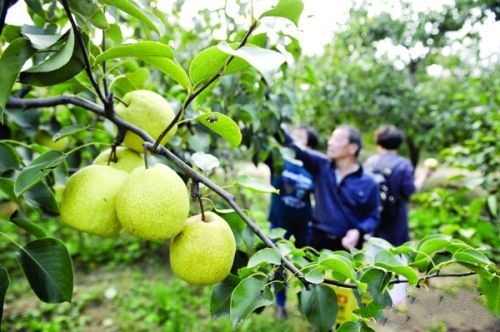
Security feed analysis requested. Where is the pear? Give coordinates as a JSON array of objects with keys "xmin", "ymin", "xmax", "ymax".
[
  {"xmin": 115, "ymin": 163, "xmax": 189, "ymax": 241},
  {"xmin": 60, "ymin": 165, "xmax": 129, "ymax": 237},
  {"xmin": 93, "ymin": 147, "xmax": 143, "ymax": 173},
  {"xmin": 423, "ymin": 157, "xmax": 439, "ymax": 170},
  {"xmin": 115, "ymin": 90, "xmax": 176, "ymax": 152},
  {"xmin": 170, "ymin": 212, "xmax": 236, "ymax": 285},
  {"xmin": 34, "ymin": 130, "xmax": 69, "ymax": 152}
]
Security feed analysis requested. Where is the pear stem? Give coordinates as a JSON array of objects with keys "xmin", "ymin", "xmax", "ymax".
[
  {"xmin": 191, "ymin": 181, "xmax": 205, "ymax": 221},
  {"xmin": 143, "ymin": 144, "xmax": 149, "ymax": 169}
]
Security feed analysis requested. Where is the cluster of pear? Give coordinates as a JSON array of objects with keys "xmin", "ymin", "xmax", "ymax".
[{"xmin": 59, "ymin": 90, "xmax": 236, "ymax": 285}]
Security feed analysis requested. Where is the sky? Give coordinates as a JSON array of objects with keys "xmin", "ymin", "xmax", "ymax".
[{"xmin": 6, "ymin": 0, "xmax": 500, "ymax": 59}]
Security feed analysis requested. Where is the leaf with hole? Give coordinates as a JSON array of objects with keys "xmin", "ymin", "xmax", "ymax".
[{"xmin": 196, "ymin": 112, "xmax": 242, "ymax": 148}]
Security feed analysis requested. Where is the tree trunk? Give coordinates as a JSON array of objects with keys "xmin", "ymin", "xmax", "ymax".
[{"xmin": 406, "ymin": 136, "xmax": 420, "ymax": 170}]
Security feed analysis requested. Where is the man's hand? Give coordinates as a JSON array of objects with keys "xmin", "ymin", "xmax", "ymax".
[{"xmin": 342, "ymin": 229, "xmax": 360, "ymax": 249}]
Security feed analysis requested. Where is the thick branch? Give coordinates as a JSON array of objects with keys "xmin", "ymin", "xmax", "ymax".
[{"xmin": 6, "ymin": 96, "xmax": 105, "ymax": 116}]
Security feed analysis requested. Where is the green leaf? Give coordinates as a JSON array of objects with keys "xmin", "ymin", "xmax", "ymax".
[
  {"xmin": 337, "ymin": 321, "xmax": 375, "ymax": 332},
  {"xmin": 337, "ymin": 321, "xmax": 361, "ymax": 332},
  {"xmin": 21, "ymin": 25, "xmax": 59, "ymax": 49},
  {"xmin": 260, "ymin": 0, "xmax": 304, "ymax": 27},
  {"xmin": 304, "ymin": 268, "xmax": 324, "ymax": 284},
  {"xmin": 25, "ymin": 30, "xmax": 75, "ymax": 73},
  {"xmin": 0, "ymin": 143, "xmax": 21, "ymax": 172},
  {"xmin": 319, "ymin": 254, "xmax": 357, "ymax": 281},
  {"xmin": 196, "ymin": 112, "xmax": 242, "ymax": 148},
  {"xmin": 53, "ymin": 125, "xmax": 90, "ymax": 141},
  {"xmin": 247, "ymin": 248, "xmax": 281, "ymax": 268},
  {"xmin": 218, "ymin": 42, "xmax": 286, "ymax": 84},
  {"xmin": 0, "ymin": 178, "xmax": 16, "ymax": 202},
  {"xmin": 67, "ymin": 0, "xmax": 109, "ymax": 29},
  {"xmin": 413, "ymin": 234, "xmax": 452, "ymax": 271},
  {"xmin": 0, "ymin": 38, "xmax": 35, "ymax": 116},
  {"xmin": 143, "ymin": 57, "xmax": 191, "ymax": 91},
  {"xmin": 25, "ymin": 0, "xmax": 46, "ymax": 18},
  {"xmin": 0, "ymin": 267, "xmax": 8, "ymax": 326},
  {"xmin": 210, "ymin": 275, "xmax": 240, "ymax": 317},
  {"xmin": 374, "ymin": 250, "xmax": 419, "ymax": 286},
  {"xmin": 355, "ymin": 300, "xmax": 384, "ymax": 319},
  {"xmin": 299, "ymin": 284, "xmax": 338, "ymax": 332},
  {"xmin": 104, "ymin": 24, "xmax": 122, "ymax": 47},
  {"xmin": 24, "ymin": 181, "xmax": 59, "ymax": 215},
  {"xmin": 478, "ymin": 275, "xmax": 499, "ymax": 317},
  {"xmin": 230, "ymin": 276, "xmax": 273, "ymax": 325},
  {"xmin": 102, "ymin": 0, "xmax": 165, "ymax": 35},
  {"xmin": 360, "ymin": 268, "xmax": 392, "ymax": 307},
  {"xmin": 189, "ymin": 44, "xmax": 250, "ymax": 87},
  {"xmin": 19, "ymin": 34, "xmax": 86, "ymax": 87},
  {"xmin": 487, "ymin": 194, "xmax": 497, "ymax": 217},
  {"xmin": 14, "ymin": 150, "xmax": 66, "ymax": 196},
  {"xmin": 453, "ymin": 248, "xmax": 492, "ymax": 267},
  {"xmin": 10, "ymin": 216, "xmax": 47, "ymax": 238},
  {"xmin": 94, "ymin": 42, "xmax": 174, "ymax": 65},
  {"xmin": 235, "ymin": 174, "xmax": 278, "ymax": 194},
  {"xmin": 17, "ymin": 238, "xmax": 74, "ymax": 303}
]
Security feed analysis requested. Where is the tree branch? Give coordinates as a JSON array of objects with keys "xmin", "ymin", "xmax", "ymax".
[
  {"xmin": 0, "ymin": 0, "xmax": 11, "ymax": 37},
  {"xmin": 6, "ymin": 94, "xmax": 306, "ymax": 285},
  {"xmin": 60, "ymin": 0, "xmax": 108, "ymax": 107},
  {"xmin": 6, "ymin": 96, "xmax": 105, "ymax": 116}
]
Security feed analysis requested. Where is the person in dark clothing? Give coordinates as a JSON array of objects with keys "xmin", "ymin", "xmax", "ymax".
[
  {"xmin": 363, "ymin": 125, "xmax": 432, "ymax": 246},
  {"xmin": 284, "ymin": 125, "xmax": 381, "ymax": 252},
  {"xmin": 363, "ymin": 125, "xmax": 432, "ymax": 306},
  {"xmin": 268, "ymin": 125, "xmax": 318, "ymax": 247},
  {"xmin": 268, "ymin": 125, "xmax": 318, "ymax": 319}
]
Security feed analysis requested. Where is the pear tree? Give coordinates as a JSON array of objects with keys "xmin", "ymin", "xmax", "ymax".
[{"xmin": 0, "ymin": 0, "xmax": 498, "ymax": 331}]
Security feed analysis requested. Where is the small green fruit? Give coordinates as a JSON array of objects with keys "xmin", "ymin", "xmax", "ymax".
[
  {"xmin": 115, "ymin": 164, "xmax": 189, "ymax": 241},
  {"xmin": 93, "ymin": 147, "xmax": 143, "ymax": 173},
  {"xmin": 34, "ymin": 131, "xmax": 69, "ymax": 152},
  {"xmin": 115, "ymin": 90, "xmax": 176, "ymax": 152},
  {"xmin": 170, "ymin": 212, "xmax": 236, "ymax": 285},
  {"xmin": 60, "ymin": 165, "xmax": 129, "ymax": 237},
  {"xmin": 423, "ymin": 158, "xmax": 439, "ymax": 170}
]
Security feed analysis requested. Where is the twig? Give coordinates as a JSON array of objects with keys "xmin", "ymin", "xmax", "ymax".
[
  {"xmin": 152, "ymin": 21, "xmax": 258, "ymax": 150},
  {"xmin": 60, "ymin": 0, "xmax": 107, "ymax": 106},
  {"xmin": 0, "ymin": 0, "xmax": 11, "ymax": 36}
]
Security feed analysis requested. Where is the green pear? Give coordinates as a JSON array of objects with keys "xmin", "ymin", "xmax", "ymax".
[
  {"xmin": 170, "ymin": 212, "xmax": 236, "ymax": 285},
  {"xmin": 115, "ymin": 90, "xmax": 176, "ymax": 152},
  {"xmin": 115, "ymin": 163, "xmax": 189, "ymax": 241},
  {"xmin": 60, "ymin": 165, "xmax": 129, "ymax": 237},
  {"xmin": 423, "ymin": 157, "xmax": 439, "ymax": 170},
  {"xmin": 34, "ymin": 130, "xmax": 69, "ymax": 152},
  {"xmin": 93, "ymin": 147, "xmax": 143, "ymax": 173}
]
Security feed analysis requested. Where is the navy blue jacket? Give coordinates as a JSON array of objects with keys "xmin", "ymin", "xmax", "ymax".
[
  {"xmin": 364, "ymin": 153, "xmax": 416, "ymax": 245},
  {"xmin": 288, "ymin": 141, "xmax": 381, "ymax": 237},
  {"xmin": 268, "ymin": 160, "xmax": 314, "ymax": 229}
]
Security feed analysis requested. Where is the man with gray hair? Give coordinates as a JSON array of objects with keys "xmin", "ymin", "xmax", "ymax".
[{"xmin": 284, "ymin": 125, "xmax": 380, "ymax": 251}]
